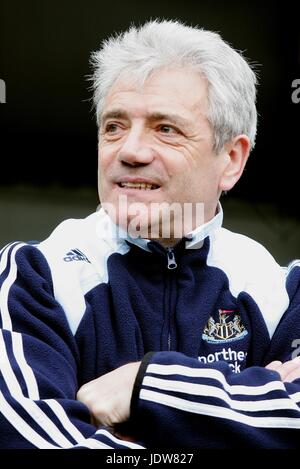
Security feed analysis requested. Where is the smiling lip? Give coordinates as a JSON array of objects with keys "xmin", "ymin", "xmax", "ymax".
[{"xmin": 115, "ymin": 177, "xmax": 161, "ymax": 190}]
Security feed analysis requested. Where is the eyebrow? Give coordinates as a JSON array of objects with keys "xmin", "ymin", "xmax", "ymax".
[
  {"xmin": 147, "ymin": 112, "xmax": 189, "ymax": 129},
  {"xmin": 100, "ymin": 110, "xmax": 127, "ymax": 125},
  {"xmin": 100, "ymin": 109, "xmax": 190, "ymax": 129}
]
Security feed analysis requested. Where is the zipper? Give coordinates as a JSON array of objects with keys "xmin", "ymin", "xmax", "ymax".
[
  {"xmin": 167, "ymin": 247, "xmax": 177, "ymax": 270},
  {"xmin": 166, "ymin": 248, "xmax": 177, "ymax": 351},
  {"xmin": 168, "ymin": 333, "xmax": 171, "ymax": 351}
]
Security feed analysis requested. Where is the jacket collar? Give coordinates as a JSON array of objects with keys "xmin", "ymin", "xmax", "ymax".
[
  {"xmin": 99, "ymin": 202, "xmax": 223, "ymax": 252},
  {"xmin": 185, "ymin": 202, "xmax": 223, "ymax": 249}
]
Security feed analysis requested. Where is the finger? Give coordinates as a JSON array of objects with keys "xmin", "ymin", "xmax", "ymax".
[
  {"xmin": 113, "ymin": 432, "xmax": 137, "ymax": 442},
  {"xmin": 283, "ymin": 368, "xmax": 300, "ymax": 383},
  {"xmin": 91, "ymin": 414, "xmax": 99, "ymax": 428},
  {"xmin": 280, "ymin": 357, "xmax": 300, "ymax": 382},
  {"xmin": 278, "ymin": 357, "xmax": 300, "ymax": 381},
  {"xmin": 265, "ymin": 360, "xmax": 282, "ymax": 371}
]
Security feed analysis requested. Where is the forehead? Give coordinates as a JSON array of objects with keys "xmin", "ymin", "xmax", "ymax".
[{"xmin": 101, "ymin": 67, "xmax": 209, "ymax": 121}]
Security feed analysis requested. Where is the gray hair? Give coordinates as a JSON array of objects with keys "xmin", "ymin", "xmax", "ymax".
[{"xmin": 91, "ymin": 19, "xmax": 258, "ymax": 152}]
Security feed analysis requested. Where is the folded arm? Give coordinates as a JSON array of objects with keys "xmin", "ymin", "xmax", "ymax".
[
  {"xmin": 78, "ymin": 352, "xmax": 300, "ymax": 448},
  {"xmin": 0, "ymin": 243, "xmax": 144, "ymax": 449}
]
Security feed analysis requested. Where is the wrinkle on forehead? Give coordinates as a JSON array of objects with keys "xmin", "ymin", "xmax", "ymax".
[{"xmin": 102, "ymin": 65, "xmax": 209, "ymax": 115}]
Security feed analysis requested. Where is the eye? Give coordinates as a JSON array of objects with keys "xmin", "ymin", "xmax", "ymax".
[
  {"xmin": 158, "ymin": 124, "xmax": 180, "ymax": 135},
  {"xmin": 105, "ymin": 123, "xmax": 120, "ymax": 133}
]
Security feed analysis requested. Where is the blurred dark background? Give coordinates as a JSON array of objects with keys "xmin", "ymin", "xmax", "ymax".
[{"xmin": 0, "ymin": 0, "xmax": 299, "ymax": 262}]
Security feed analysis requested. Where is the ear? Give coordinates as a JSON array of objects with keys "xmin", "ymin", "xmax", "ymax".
[{"xmin": 219, "ymin": 135, "xmax": 251, "ymax": 192}]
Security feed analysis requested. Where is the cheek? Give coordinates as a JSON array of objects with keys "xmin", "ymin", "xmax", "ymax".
[
  {"xmin": 171, "ymin": 160, "xmax": 217, "ymax": 201},
  {"xmin": 98, "ymin": 146, "xmax": 112, "ymax": 176},
  {"xmin": 98, "ymin": 145, "xmax": 105, "ymax": 165},
  {"xmin": 160, "ymin": 149, "xmax": 190, "ymax": 180},
  {"xmin": 97, "ymin": 149, "xmax": 110, "ymax": 195}
]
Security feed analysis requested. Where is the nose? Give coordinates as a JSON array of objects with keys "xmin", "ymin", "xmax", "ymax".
[{"xmin": 118, "ymin": 127, "xmax": 154, "ymax": 167}]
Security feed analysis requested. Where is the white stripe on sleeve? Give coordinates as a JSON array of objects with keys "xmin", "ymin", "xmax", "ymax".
[
  {"xmin": 143, "ymin": 376, "xmax": 300, "ymax": 412},
  {"xmin": 140, "ymin": 388, "xmax": 300, "ymax": 429},
  {"xmin": 146, "ymin": 364, "xmax": 286, "ymax": 396}
]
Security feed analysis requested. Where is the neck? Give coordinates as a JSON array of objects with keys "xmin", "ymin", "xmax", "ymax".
[{"xmin": 150, "ymin": 236, "xmax": 179, "ymax": 248}]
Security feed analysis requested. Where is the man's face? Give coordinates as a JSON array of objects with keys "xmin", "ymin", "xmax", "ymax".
[{"xmin": 98, "ymin": 67, "xmax": 229, "ymax": 239}]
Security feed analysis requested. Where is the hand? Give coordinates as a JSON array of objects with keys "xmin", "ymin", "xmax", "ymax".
[
  {"xmin": 265, "ymin": 356, "xmax": 300, "ymax": 382},
  {"xmin": 76, "ymin": 361, "xmax": 141, "ymax": 428}
]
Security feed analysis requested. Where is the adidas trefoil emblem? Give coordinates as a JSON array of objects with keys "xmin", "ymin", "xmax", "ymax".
[
  {"xmin": 63, "ymin": 249, "xmax": 90, "ymax": 263},
  {"xmin": 202, "ymin": 309, "xmax": 248, "ymax": 343}
]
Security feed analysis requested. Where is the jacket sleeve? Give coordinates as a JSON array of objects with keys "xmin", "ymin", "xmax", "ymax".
[
  {"xmin": 0, "ymin": 242, "xmax": 144, "ymax": 449},
  {"xmin": 263, "ymin": 261, "xmax": 300, "ymax": 364},
  {"xmin": 130, "ymin": 264, "xmax": 300, "ymax": 449}
]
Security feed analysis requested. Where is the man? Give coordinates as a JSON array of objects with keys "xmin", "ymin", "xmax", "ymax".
[{"xmin": 0, "ymin": 19, "xmax": 300, "ymax": 449}]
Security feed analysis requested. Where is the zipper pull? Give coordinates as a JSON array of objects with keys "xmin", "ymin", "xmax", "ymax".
[{"xmin": 167, "ymin": 248, "xmax": 177, "ymax": 270}]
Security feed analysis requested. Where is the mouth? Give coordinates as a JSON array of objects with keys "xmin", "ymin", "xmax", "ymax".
[{"xmin": 117, "ymin": 181, "xmax": 160, "ymax": 190}]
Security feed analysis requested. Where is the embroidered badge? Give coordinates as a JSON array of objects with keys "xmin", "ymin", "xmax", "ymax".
[{"xmin": 202, "ymin": 309, "xmax": 248, "ymax": 343}]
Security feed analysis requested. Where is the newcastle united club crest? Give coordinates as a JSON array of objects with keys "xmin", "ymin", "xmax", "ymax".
[{"xmin": 202, "ymin": 309, "xmax": 248, "ymax": 343}]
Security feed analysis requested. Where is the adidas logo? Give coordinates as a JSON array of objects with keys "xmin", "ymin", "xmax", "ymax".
[{"xmin": 63, "ymin": 249, "xmax": 90, "ymax": 263}]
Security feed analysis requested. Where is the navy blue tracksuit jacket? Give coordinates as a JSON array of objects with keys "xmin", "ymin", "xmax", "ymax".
[{"xmin": 0, "ymin": 206, "xmax": 300, "ymax": 448}]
